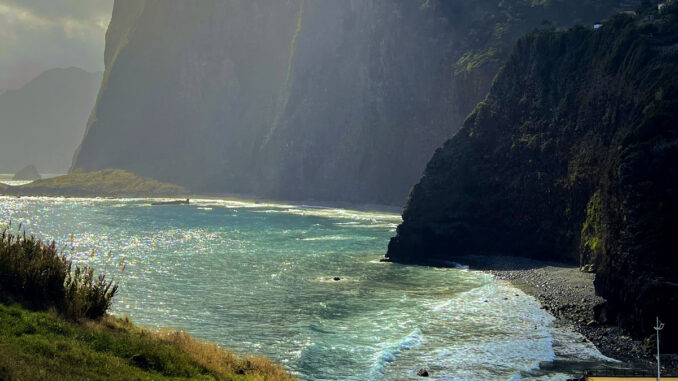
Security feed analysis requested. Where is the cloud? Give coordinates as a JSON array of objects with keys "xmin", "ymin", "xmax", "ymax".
[
  {"xmin": 2, "ymin": 0, "xmax": 112, "ymax": 20},
  {"xmin": 0, "ymin": 0, "xmax": 113, "ymax": 92}
]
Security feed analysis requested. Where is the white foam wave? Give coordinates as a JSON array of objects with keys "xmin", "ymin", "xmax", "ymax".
[
  {"xmin": 254, "ymin": 207, "xmax": 401, "ymax": 224},
  {"xmin": 371, "ymin": 328, "xmax": 423, "ymax": 374},
  {"xmin": 300, "ymin": 235, "xmax": 352, "ymax": 241}
]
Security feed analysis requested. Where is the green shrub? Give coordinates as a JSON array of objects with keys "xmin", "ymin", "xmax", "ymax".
[
  {"xmin": 0, "ymin": 228, "xmax": 117, "ymax": 320},
  {"xmin": 64, "ymin": 266, "xmax": 118, "ymax": 320}
]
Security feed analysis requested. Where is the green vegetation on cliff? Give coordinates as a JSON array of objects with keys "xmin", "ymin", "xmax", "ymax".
[
  {"xmin": 387, "ymin": 4, "xmax": 678, "ymax": 348},
  {"xmin": 73, "ymin": 0, "xmax": 623, "ymax": 206},
  {"xmin": 0, "ymin": 230, "xmax": 117, "ymax": 321},
  {"xmin": 3, "ymin": 169, "xmax": 188, "ymax": 198}
]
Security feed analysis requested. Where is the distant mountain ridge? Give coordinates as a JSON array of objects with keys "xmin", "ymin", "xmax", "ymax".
[
  {"xmin": 72, "ymin": 0, "xmax": 623, "ymax": 205},
  {"xmin": 0, "ymin": 67, "xmax": 102, "ymax": 173}
]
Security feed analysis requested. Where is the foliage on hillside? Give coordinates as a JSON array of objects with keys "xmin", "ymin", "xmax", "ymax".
[
  {"xmin": 388, "ymin": 4, "xmax": 678, "ymax": 347},
  {"xmin": 0, "ymin": 304, "xmax": 294, "ymax": 380},
  {"xmin": 4, "ymin": 169, "xmax": 188, "ymax": 197},
  {"xmin": 0, "ymin": 230, "xmax": 117, "ymax": 320}
]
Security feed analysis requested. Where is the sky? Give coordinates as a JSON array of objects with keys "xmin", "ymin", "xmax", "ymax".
[{"xmin": 0, "ymin": 0, "xmax": 113, "ymax": 92}]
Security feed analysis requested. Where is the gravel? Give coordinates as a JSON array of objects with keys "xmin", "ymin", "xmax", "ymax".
[{"xmin": 447, "ymin": 255, "xmax": 678, "ymax": 373}]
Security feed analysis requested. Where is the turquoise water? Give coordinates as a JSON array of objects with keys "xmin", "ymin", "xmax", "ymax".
[{"xmin": 0, "ymin": 196, "xmax": 613, "ymax": 380}]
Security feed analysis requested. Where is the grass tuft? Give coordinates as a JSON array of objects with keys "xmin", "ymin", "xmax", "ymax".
[
  {"xmin": 0, "ymin": 228, "xmax": 118, "ymax": 320},
  {"xmin": 0, "ymin": 304, "xmax": 295, "ymax": 380}
]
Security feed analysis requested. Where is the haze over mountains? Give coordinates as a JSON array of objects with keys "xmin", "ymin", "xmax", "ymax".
[
  {"xmin": 0, "ymin": 67, "xmax": 102, "ymax": 174},
  {"xmin": 73, "ymin": 0, "xmax": 625, "ymax": 205}
]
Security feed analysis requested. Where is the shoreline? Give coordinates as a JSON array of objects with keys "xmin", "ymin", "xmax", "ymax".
[
  {"xmin": 183, "ymin": 192, "xmax": 403, "ymax": 214},
  {"xmin": 451, "ymin": 255, "xmax": 677, "ymax": 373},
  {"xmin": 0, "ymin": 189, "xmax": 402, "ymax": 216},
  {"xmin": 0, "ymin": 194, "xmax": 402, "ymax": 223},
  {"xmin": 7, "ymin": 188, "xmax": 676, "ymax": 373}
]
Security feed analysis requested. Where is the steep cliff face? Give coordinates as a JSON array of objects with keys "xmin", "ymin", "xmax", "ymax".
[
  {"xmin": 73, "ymin": 0, "xmax": 620, "ymax": 205},
  {"xmin": 74, "ymin": 0, "xmax": 302, "ymax": 190},
  {"xmin": 387, "ymin": 6, "xmax": 678, "ymax": 346}
]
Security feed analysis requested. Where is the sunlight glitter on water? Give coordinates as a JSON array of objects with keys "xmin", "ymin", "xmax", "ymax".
[{"xmin": 0, "ymin": 196, "xmax": 614, "ymax": 380}]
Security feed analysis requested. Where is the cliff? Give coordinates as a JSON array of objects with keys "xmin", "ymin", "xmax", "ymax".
[
  {"xmin": 0, "ymin": 68, "xmax": 102, "ymax": 174},
  {"xmin": 73, "ymin": 0, "xmax": 621, "ymax": 205},
  {"xmin": 387, "ymin": 5, "xmax": 678, "ymax": 348}
]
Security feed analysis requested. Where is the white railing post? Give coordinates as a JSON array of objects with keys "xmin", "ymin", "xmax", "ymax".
[{"xmin": 655, "ymin": 316, "xmax": 664, "ymax": 381}]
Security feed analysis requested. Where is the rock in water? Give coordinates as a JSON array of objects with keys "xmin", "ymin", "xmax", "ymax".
[
  {"xmin": 387, "ymin": 8, "xmax": 678, "ymax": 350},
  {"xmin": 13, "ymin": 165, "xmax": 41, "ymax": 181},
  {"xmin": 417, "ymin": 368, "xmax": 429, "ymax": 377}
]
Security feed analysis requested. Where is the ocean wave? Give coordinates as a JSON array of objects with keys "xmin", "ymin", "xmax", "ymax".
[
  {"xmin": 249, "ymin": 206, "xmax": 401, "ymax": 224},
  {"xmin": 370, "ymin": 328, "xmax": 423, "ymax": 375},
  {"xmin": 549, "ymin": 328, "xmax": 619, "ymax": 363},
  {"xmin": 440, "ymin": 260, "xmax": 470, "ymax": 270},
  {"xmin": 300, "ymin": 235, "xmax": 352, "ymax": 241}
]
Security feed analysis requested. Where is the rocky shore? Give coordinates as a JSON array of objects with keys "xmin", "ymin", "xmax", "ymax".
[{"xmin": 449, "ymin": 255, "xmax": 677, "ymax": 373}]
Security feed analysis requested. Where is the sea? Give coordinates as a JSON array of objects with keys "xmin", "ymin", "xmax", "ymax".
[{"xmin": 0, "ymin": 190, "xmax": 616, "ymax": 380}]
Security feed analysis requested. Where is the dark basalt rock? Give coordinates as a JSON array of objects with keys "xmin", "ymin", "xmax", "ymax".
[{"xmin": 387, "ymin": 6, "xmax": 678, "ymax": 350}]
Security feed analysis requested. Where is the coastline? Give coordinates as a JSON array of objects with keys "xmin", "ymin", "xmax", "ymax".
[
  {"xmin": 187, "ymin": 192, "xmax": 403, "ymax": 214},
  {"xmin": 8, "ymin": 189, "xmax": 676, "ymax": 373},
  {"xmin": 451, "ymin": 255, "xmax": 677, "ymax": 373},
  {"xmin": 0, "ymin": 182, "xmax": 402, "ymax": 216},
  {"xmin": 0, "ymin": 193, "xmax": 402, "ymax": 222}
]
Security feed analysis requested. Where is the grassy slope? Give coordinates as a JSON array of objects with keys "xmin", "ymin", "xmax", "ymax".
[
  {"xmin": 0, "ymin": 303, "xmax": 293, "ymax": 381},
  {"xmin": 3, "ymin": 169, "xmax": 188, "ymax": 198}
]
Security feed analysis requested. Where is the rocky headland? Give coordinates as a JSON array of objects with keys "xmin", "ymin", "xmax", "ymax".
[
  {"xmin": 387, "ymin": 3, "xmax": 678, "ymax": 358},
  {"xmin": 1, "ymin": 169, "xmax": 188, "ymax": 198}
]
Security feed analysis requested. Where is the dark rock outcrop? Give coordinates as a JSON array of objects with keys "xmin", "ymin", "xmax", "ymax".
[
  {"xmin": 12, "ymin": 165, "xmax": 41, "ymax": 181},
  {"xmin": 73, "ymin": 0, "xmax": 621, "ymax": 205},
  {"xmin": 387, "ymin": 6, "xmax": 678, "ymax": 349}
]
